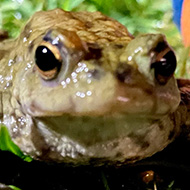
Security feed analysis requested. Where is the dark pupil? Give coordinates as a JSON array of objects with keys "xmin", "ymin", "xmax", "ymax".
[
  {"xmin": 35, "ymin": 45, "xmax": 61, "ymax": 71},
  {"xmin": 152, "ymin": 50, "xmax": 176, "ymax": 77}
]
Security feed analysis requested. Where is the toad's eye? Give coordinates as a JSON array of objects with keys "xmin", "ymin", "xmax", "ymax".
[
  {"xmin": 35, "ymin": 43, "xmax": 62, "ymax": 80},
  {"xmin": 151, "ymin": 49, "xmax": 176, "ymax": 84}
]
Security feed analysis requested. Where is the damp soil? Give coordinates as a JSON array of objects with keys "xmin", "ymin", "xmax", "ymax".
[{"xmin": 1, "ymin": 137, "xmax": 190, "ymax": 190}]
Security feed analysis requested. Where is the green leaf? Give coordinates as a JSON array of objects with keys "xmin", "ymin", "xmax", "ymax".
[
  {"xmin": 9, "ymin": 185, "xmax": 22, "ymax": 190},
  {"xmin": 101, "ymin": 172, "xmax": 110, "ymax": 190},
  {"xmin": 0, "ymin": 125, "xmax": 32, "ymax": 162}
]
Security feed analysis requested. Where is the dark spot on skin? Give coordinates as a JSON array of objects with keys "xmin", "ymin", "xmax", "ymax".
[
  {"xmin": 116, "ymin": 63, "xmax": 133, "ymax": 83},
  {"xmin": 84, "ymin": 43, "xmax": 102, "ymax": 60},
  {"xmin": 167, "ymin": 113, "xmax": 178, "ymax": 141},
  {"xmin": 43, "ymin": 33, "xmax": 53, "ymax": 43},
  {"xmin": 114, "ymin": 44, "xmax": 124, "ymax": 49},
  {"xmin": 172, "ymin": 114, "xmax": 177, "ymax": 129},
  {"xmin": 157, "ymin": 120, "xmax": 164, "ymax": 130},
  {"xmin": 143, "ymin": 87, "xmax": 154, "ymax": 96},
  {"xmin": 88, "ymin": 69, "xmax": 102, "ymax": 80},
  {"xmin": 168, "ymin": 130, "xmax": 175, "ymax": 140},
  {"xmin": 115, "ymin": 152, "xmax": 123, "ymax": 158},
  {"xmin": 128, "ymin": 132, "xmax": 150, "ymax": 150},
  {"xmin": 0, "ymin": 50, "xmax": 7, "ymax": 60},
  {"xmin": 0, "ymin": 30, "xmax": 8, "ymax": 41},
  {"xmin": 141, "ymin": 141, "xmax": 150, "ymax": 149},
  {"xmin": 112, "ymin": 142, "xmax": 119, "ymax": 148},
  {"xmin": 85, "ymin": 21, "xmax": 93, "ymax": 28},
  {"xmin": 28, "ymin": 41, "xmax": 34, "ymax": 52}
]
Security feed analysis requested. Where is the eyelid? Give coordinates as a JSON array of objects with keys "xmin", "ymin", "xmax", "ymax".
[
  {"xmin": 152, "ymin": 47, "xmax": 172, "ymax": 63},
  {"xmin": 37, "ymin": 67, "xmax": 58, "ymax": 80},
  {"xmin": 40, "ymin": 41, "xmax": 62, "ymax": 61}
]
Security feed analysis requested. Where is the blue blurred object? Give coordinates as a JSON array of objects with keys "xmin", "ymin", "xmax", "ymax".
[{"xmin": 172, "ymin": 0, "xmax": 184, "ymax": 30}]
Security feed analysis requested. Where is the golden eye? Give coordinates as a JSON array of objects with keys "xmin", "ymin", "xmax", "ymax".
[{"xmin": 35, "ymin": 41, "xmax": 62, "ymax": 80}]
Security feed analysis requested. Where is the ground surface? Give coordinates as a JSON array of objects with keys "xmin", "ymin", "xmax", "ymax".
[{"xmin": 1, "ymin": 136, "xmax": 190, "ymax": 190}]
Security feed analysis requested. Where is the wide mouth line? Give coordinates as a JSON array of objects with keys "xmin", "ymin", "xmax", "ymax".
[
  {"xmin": 34, "ymin": 110, "xmax": 168, "ymax": 120},
  {"xmin": 34, "ymin": 114, "xmax": 165, "ymax": 141}
]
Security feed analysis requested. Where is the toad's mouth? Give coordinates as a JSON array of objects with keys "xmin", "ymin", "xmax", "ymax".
[
  {"xmin": 32, "ymin": 113, "xmax": 177, "ymax": 164},
  {"xmin": 34, "ymin": 113, "xmax": 171, "ymax": 147}
]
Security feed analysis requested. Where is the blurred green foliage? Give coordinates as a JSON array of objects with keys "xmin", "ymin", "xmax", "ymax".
[
  {"xmin": 0, "ymin": 0, "xmax": 189, "ymax": 77},
  {"xmin": 0, "ymin": 125, "xmax": 32, "ymax": 162},
  {"xmin": 0, "ymin": 0, "xmax": 177, "ymax": 38}
]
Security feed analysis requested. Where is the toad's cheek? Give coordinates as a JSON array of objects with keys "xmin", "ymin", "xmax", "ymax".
[{"xmin": 17, "ymin": 70, "xmax": 118, "ymax": 116}]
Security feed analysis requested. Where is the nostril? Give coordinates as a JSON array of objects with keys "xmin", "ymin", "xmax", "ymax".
[{"xmin": 116, "ymin": 64, "xmax": 133, "ymax": 83}]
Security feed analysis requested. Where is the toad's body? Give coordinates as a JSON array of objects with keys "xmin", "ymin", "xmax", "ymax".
[{"xmin": 0, "ymin": 9, "xmax": 188, "ymax": 165}]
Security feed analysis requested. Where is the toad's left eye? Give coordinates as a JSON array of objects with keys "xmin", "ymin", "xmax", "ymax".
[
  {"xmin": 151, "ymin": 49, "xmax": 176, "ymax": 84},
  {"xmin": 35, "ymin": 42, "xmax": 62, "ymax": 80}
]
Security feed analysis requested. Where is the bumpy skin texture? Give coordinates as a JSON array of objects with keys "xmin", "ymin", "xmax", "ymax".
[{"xmin": 0, "ymin": 9, "xmax": 185, "ymax": 165}]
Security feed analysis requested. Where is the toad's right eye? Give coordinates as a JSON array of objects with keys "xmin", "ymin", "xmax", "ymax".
[
  {"xmin": 35, "ymin": 43, "xmax": 62, "ymax": 80},
  {"xmin": 151, "ymin": 48, "xmax": 176, "ymax": 85}
]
